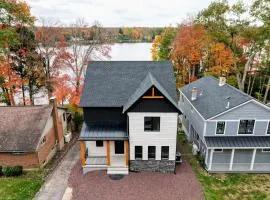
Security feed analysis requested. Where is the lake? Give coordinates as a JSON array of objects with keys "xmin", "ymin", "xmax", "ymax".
[
  {"xmin": 15, "ymin": 43, "xmax": 153, "ymax": 105},
  {"xmin": 109, "ymin": 43, "xmax": 152, "ymax": 61}
]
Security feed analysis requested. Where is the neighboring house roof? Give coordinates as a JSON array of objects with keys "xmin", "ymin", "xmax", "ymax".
[
  {"xmin": 80, "ymin": 61, "xmax": 179, "ymax": 112},
  {"xmin": 80, "ymin": 122, "xmax": 128, "ymax": 141},
  {"xmin": 0, "ymin": 105, "xmax": 53, "ymax": 152},
  {"xmin": 179, "ymin": 76, "xmax": 252, "ymax": 119},
  {"xmin": 205, "ymin": 136, "xmax": 270, "ymax": 148}
]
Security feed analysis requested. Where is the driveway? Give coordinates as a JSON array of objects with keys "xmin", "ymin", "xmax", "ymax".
[
  {"xmin": 34, "ymin": 142, "xmax": 80, "ymax": 200},
  {"xmin": 68, "ymin": 159, "xmax": 204, "ymax": 200}
]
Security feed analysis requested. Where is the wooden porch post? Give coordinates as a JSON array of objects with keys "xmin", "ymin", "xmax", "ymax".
[
  {"xmin": 125, "ymin": 140, "xmax": 129, "ymax": 167},
  {"xmin": 106, "ymin": 141, "xmax": 111, "ymax": 166},
  {"xmin": 80, "ymin": 141, "xmax": 86, "ymax": 166}
]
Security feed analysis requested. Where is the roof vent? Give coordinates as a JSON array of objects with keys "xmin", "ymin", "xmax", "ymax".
[
  {"xmin": 219, "ymin": 77, "xmax": 226, "ymax": 86},
  {"xmin": 191, "ymin": 87, "xmax": 198, "ymax": 101},
  {"xmin": 226, "ymin": 96, "xmax": 231, "ymax": 109}
]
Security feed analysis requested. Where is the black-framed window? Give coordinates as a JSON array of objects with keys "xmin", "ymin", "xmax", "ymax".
[
  {"xmin": 148, "ymin": 146, "xmax": 156, "ymax": 159},
  {"xmin": 135, "ymin": 146, "xmax": 142, "ymax": 159},
  {"xmin": 161, "ymin": 146, "xmax": 169, "ymax": 160},
  {"xmin": 267, "ymin": 122, "xmax": 270, "ymax": 135},
  {"xmin": 216, "ymin": 121, "xmax": 225, "ymax": 135},
  {"xmin": 238, "ymin": 120, "xmax": 255, "ymax": 134},
  {"xmin": 144, "ymin": 117, "xmax": 160, "ymax": 131},
  {"xmin": 96, "ymin": 141, "xmax": 103, "ymax": 147}
]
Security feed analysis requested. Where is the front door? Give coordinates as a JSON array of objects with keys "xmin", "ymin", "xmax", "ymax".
[{"xmin": 115, "ymin": 141, "xmax": 124, "ymax": 154}]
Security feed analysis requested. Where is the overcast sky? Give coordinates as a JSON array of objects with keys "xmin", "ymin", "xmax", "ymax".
[{"xmin": 27, "ymin": 0, "xmax": 245, "ymax": 27}]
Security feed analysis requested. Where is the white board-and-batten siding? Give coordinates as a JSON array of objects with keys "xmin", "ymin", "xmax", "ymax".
[{"xmin": 128, "ymin": 112, "xmax": 178, "ymax": 161}]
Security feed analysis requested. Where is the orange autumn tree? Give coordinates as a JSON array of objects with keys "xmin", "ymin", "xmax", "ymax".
[
  {"xmin": 52, "ymin": 74, "xmax": 71, "ymax": 106},
  {"xmin": 206, "ymin": 43, "xmax": 234, "ymax": 76},
  {"xmin": 172, "ymin": 24, "xmax": 208, "ymax": 86},
  {"xmin": 0, "ymin": 57, "xmax": 22, "ymax": 105}
]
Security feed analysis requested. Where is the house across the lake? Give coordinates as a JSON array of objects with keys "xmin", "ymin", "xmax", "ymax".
[
  {"xmin": 0, "ymin": 98, "xmax": 68, "ymax": 169},
  {"xmin": 179, "ymin": 76, "xmax": 270, "ymax": 173},
  {"xmin": 79, "ymin": 61, "xmax": 180, "ymax": 174}
]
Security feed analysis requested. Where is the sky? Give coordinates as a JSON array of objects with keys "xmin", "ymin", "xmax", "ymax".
[{"xmin": 27, "ymin": 0, "xmax": 244, "ymax": 27}]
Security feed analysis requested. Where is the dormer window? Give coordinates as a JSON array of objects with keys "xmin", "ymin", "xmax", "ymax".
[
  {"xmin": 238, "ymin": 120, "xmax": 255, "ymax": 135},
  {"xmin": 216, "ymin": 121, "xmax": 225, "ymax": 135}
]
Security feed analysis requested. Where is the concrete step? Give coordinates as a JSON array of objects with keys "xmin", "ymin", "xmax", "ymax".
[
  {"xmin": 107, "ymin": 167, "xmax": 129, "ymax": 175},
  {"xmin": 83, "ymin": 166, "xmax": 107, "ymax": 174}
]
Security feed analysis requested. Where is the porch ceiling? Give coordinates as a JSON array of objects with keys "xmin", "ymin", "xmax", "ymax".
[
  {"xmin": 205, "ymin": 136, "xmax": 270, "ymax": 148},
  {"xmin": 79, "ymin": 123, "xmax": 128, "ymax": 141}
]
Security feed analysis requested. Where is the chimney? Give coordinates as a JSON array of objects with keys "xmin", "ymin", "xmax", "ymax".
[
  {"xmin": 191, "ymin": 87, "xmax": 198, "ymax": 101},
  {"xmin": 226, "ymin": 96, "xmax": 231, "ymax": 109},
  {"xmin": 219, "ymin": 76, "xmax": 226, "ymax": 86},
  {"xmin": 50, "ymin": 97, "xmax": 64, "ymax": 150}
]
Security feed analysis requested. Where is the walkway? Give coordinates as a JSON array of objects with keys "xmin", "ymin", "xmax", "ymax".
[{"xmin": 34, "ymin": 142, "xmax": 80, "ymax": 200}]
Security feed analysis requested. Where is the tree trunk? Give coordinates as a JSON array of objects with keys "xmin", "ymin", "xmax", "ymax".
[
  {"xmin": 240, "ymin": 53, "xmax": 255, "ymax": 92},
  {"xmin": 249, "ymin": 75, "xmax": 256, "ymax": 96},
  {"xmin": 22, "ymin": 82, "xmax": 26, "ymax": 105},
  {"xmin": 263, "ymin": 76, "xmax": 270, "ymax": 104}
]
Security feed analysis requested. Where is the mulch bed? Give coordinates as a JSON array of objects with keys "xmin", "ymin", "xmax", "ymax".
[{"xmin": 68, "ymin": 159, "xmax": 204, "ymax": 200}]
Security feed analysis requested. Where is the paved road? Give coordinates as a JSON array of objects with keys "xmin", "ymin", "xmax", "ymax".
[{"xmin": 34, "ymin": 142, "xmax": 80, "ymax": 200}]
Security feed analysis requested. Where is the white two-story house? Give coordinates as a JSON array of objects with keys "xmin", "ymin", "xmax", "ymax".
[
  {"xmin": 79, "ymin": 61, "xmax": 180, "ymax": 175},
  {"xmin": 179, "ymin": 76, "xmax": 270, "ymax": 173}
]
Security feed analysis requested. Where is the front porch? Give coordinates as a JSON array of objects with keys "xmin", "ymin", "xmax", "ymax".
[
  {"xmin": 80, "ymin": 141, "xmax": 129, "ymax": 174},
  {"xmin": 79, "ymin": 123, "xmax": 129, "ymax": 175}
]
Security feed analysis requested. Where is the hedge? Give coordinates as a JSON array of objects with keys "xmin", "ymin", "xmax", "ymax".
[{"xmin": 2, "ymin": 166, "xmax": 23, "ymax": 176}]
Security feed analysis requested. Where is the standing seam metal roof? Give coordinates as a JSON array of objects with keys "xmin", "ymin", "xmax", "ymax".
[{"xmin": 205, "ymin": 136, "xmax": 270, "ymax": 148}]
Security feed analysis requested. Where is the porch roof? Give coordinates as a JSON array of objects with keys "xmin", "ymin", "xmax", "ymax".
[
  {"xmin": 79, "ymin": 123, "xmax": 128, "ymax": 141},
  {"xmin": 205, "ymin": 136, "xmax": 270, "ymax": 148}
]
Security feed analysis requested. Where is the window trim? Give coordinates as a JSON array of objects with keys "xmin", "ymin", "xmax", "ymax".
[
  {"xmin": 96, "ymin": 141, "xmax": 103, "ymax": 147},
  {"xmin": 215, "ymin": 121, "xmax": 226, "ymax": 135},
  {"xmin": 134, "ymin": 146, "xmax": 143, "ymax": 160},
  {"xmin": 266, "ymin": 121, "xmax": 270, "ymax": 135},
  {"xmin": 148, "ymin": 146, "xmax": 156, "ymax": 160},
  {"xmin": 144, "ymin": 117, "xmax": 160, "ymax": 132},
  {"xmin": 161, "ymin": 146, "xmax": 169, "ymax": 160},
  {"xmin": 262, "ymin": 148, "xmax": 270, "ymax": 153},
  {"xmin": 237, "ymin": 119, "xmax": 256, "ymax": 135},
  {"xmin": 214, "ymin": 149, "xmax": 223, "ymax": 152}
]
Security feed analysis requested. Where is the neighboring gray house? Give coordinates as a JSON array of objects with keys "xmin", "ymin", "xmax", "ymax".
[
  {"xmin": 79, "ymin": 61, "xmax": 180, "ymax": 175},
  {"xmin": 179, "ymin": 76, "xmax": 270, "ymax": 173}
]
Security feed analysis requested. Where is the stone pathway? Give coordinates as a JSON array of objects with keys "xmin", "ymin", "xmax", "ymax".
[{"xmin": 34, "ymin": 142, "xmax": 80, "ymax": 200}]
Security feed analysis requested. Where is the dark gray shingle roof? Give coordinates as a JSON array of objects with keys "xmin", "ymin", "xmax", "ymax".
[
  {"xmin": 180, "ymin": 76, "xmax": 252, "ymax": 119},
  {"xmin": 79, "ymin": 123, "xmax": 128, "ymax": 140},
  {"xmin": 123, "ymin": 72, "xmax": 179, "ymax": 113},
  {"xmin": 205, "ymin": 136, "xmax": 270, "ymax": 148},
  {"xmin": 80, "ymin": 61, "xmax": 178, "ymax": 109},
  {"xmin": 0, "ymin": 105, "xmax": 53, "ymax": 152}
]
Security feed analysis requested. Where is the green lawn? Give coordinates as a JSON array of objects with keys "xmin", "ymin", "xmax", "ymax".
[
  {"xmin": 178, "ymin": 133, "xmax": 270, "ymax": 200},
  {"xmin": 0, "ymin": 170, "xmax": 44, "ymax": 200}
]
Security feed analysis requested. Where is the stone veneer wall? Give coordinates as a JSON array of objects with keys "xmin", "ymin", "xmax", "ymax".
[{"xmin": 130, "ymin": 160, "xmax": 175, "ymax": 173}]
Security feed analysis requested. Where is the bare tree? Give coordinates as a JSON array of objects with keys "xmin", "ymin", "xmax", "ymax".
[
  {"xmin": 35, "ymin": 17, "xmax": 64, "ymax": 99},
  {"xmin": 61, "ymin": 18, "xmax": 111, "ymax": 105}
]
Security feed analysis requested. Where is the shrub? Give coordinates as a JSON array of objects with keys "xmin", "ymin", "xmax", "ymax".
[
  {"xmin": 197, "ymin": 153, "xmax": 206, "ymax": 169},
  {"xmin": 0, "ymin": 166, "xmax": 2, "ymax": 176},
  {"xmin": 73, "ymin": 111, "xmax": 84, "ymax": 131},
  {"xmin": 2, "ymin": 166, "xmax": 23, "ymax": 176}
]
